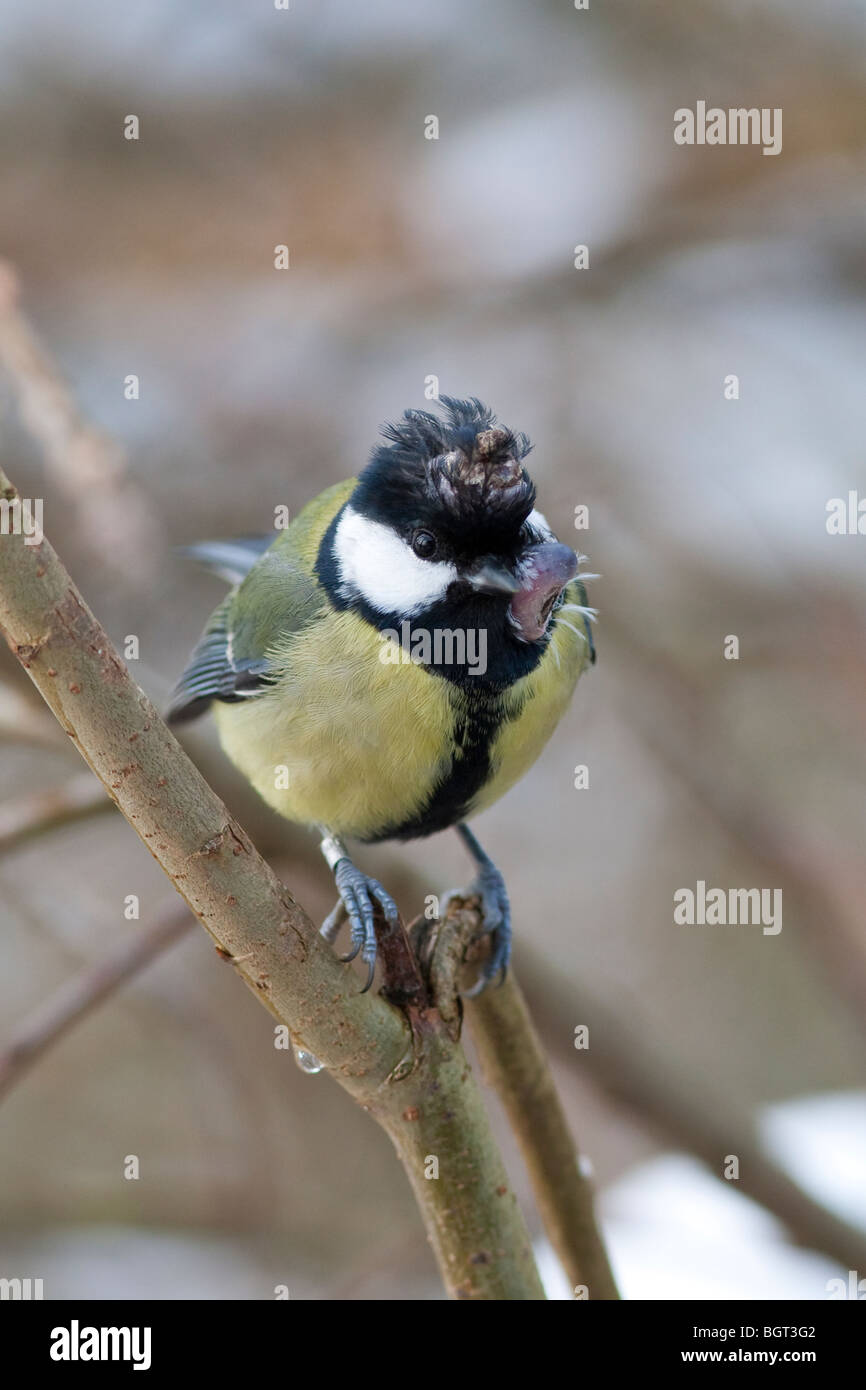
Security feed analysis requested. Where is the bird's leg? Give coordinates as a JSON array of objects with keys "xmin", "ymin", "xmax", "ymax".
[
  {"xmin": 318, "ymin": 830, "xmax": 399, "ymax": 993},
  {"xmin": 444, "ymin": 823, "xmax": 512, "ymax": 996}
]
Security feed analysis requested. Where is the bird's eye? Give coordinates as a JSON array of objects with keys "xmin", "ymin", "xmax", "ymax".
[{"xmin": 412, "ymin": 529, "xmax": 438, "ymax": 559}]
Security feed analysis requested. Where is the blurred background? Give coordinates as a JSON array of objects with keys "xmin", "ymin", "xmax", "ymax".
[{"xmin": 1, "ymin": 0, "xmax": 865, "ymax": 1300}]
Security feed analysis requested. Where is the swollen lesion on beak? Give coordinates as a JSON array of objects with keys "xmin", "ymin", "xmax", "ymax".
[{"xmin": 506, "ymin": 542, "xmax": 579, "ymax": 643}]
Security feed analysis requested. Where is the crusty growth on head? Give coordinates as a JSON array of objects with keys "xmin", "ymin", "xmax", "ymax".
[
  {"xmin": 433, "ymin": 425, "xmax": 530, "ymax": 519},
  {"xmin": 355, "ymin": 397, "xmax": 536, "ymax": 547}
]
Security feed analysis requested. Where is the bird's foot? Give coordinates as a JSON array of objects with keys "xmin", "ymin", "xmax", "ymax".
[
  {"xmin": 319, "ymin": 836, "xmax": 399, "ymax": 993},
  {"xmin": 441, "ymin": 856, "xmax": 512, "ymax": 997}
]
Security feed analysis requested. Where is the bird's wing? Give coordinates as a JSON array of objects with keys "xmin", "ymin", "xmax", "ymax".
[
  {"xmin": 166, "ymin": 556, "xmax": 326, "ymax": 724},
  {"xmin": 167, "ymin": 479, "xmax": 355, "ymax": 725},
  {"xmin": 165, "ymin": 594, "xmax": 270, "ymax": 724}
]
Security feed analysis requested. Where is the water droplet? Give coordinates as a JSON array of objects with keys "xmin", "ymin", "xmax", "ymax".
[{"xmin": 293, "ymin": 1046, "xmax": 323, "ymax": 1074}]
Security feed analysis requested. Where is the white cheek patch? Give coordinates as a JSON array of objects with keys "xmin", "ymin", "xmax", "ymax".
[{"xmin": 333, "ymin": 506, "xmax": 458, "ymax": 615}]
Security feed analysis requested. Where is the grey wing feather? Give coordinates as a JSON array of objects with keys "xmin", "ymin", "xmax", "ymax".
[
  {"xmin": 166, "ymin": 596, "xmax": 273, "ymax": 724},
  {"xmin": 168, "ymin": 529, "xmax": 327, "ymax": 725},
  {"xmin": 167, "ymin": 532, "xmax": 274, "ymax": 725}
]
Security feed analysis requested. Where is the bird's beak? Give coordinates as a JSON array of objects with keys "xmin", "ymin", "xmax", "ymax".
[
  {"xmin": 507, "ymin": 542, "xmax": 578, "ymax": 642},
  {"xmin": 466, "ymin": 542, "xmax": 578, "ymax": 641},
  {"xmin": 466, "ymin": 560, "xmax": 522, "ymax": 595}
]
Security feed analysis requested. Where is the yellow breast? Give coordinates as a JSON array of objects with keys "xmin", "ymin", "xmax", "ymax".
[
  {"xmin": 215, "ymin": 590, "xmax": 590, "ymax": 841},
  {"xmin": 214, "ymin": 610, "xmax": 456, "ymax": 839}
]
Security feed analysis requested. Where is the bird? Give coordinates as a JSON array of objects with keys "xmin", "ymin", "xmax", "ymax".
[{"xmin": 168, "ymin": 397, "xmax": 597, "ymax": 994}]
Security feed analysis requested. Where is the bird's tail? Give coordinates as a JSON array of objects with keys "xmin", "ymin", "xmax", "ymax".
[{"xmin": 178, "ymin": 536, "xmax": 272, "ymax": 586}]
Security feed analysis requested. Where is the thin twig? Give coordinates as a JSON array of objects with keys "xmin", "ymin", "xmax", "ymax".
[
  {"xmin": 616, "ymin": 620, "xmax": 866, "ymax": 1037},
  {"xmin": 0, "ymin": 904, "xmax": 193, "ymax": 1101},
  {"xmin": 0, "ymin": 677, "xmax": 68, "ymax": 748},
  {"xmin": 0, "ymin": 772, "xmax": 112, "ymax": 852},
  {"xmin": 468, "ymin": 970, "xmax": 621, "ymax": 1299},
  {"xmin": 417, "ymin": 899, "xmax": 619, "ymax": 1298},
  {"xmin": 0, "ymin": 262, "xmax": 159, "ymax": 584}
]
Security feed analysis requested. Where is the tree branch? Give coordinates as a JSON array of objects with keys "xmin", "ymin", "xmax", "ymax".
[
  {"xmin": 4, "ymin": 762, "xmax": 855, "ymax": 1283},
  {"xmin": 417, "ymin": 900, "xmax": 619, "ymax": 1298},
  {"xmin": 468, "ymin": 970, "xmax": 620, "ymax": 1298}
]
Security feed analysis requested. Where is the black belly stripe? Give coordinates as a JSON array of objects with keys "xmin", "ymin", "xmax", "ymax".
[{"xmin": 363, "ymin": 690, "xmax": 507, "ymax": 843}]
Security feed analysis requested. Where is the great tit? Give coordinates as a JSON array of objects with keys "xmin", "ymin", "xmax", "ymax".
[{"xmin": 168, "ymin": 397, "xmax": 596, "ymax": 993}]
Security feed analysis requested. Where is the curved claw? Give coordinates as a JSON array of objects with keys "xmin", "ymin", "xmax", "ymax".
[
  {"xmin": 322, "ymin": 856, "xmax": 400, "ymax": 991},
  {"xmin": 463, "ymin": 974, "xmax": 489, "ymax": 1000},
  {"xmin": 443, "ymin": 851, "xmax": 512, "ymax": 998},
  {"xmin": 463, "ymin": 941, "xmax": 509, "ymax": 997}
]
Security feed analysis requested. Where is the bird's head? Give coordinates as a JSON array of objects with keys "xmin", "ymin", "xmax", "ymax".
[{"xmin": 323, "ymin": 397, "xmax": 578, "ymax": 651}]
